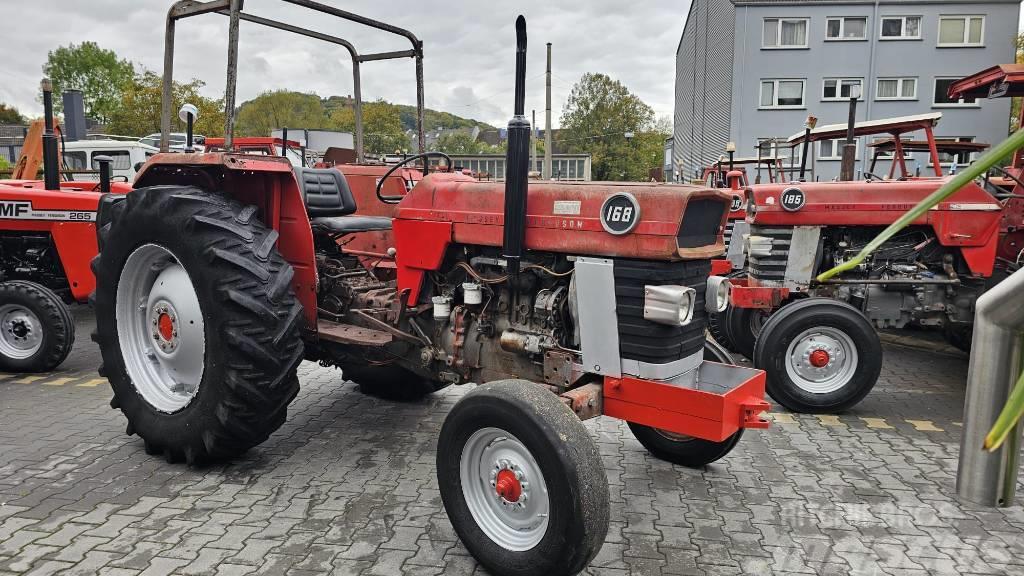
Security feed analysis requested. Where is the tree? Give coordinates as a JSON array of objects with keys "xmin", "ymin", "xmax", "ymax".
[
  {"xmin": 330, "ymin": 100, "xmax": 407, "ymax": 156},
  {"xmin": 107, "ymin": 71, "xmax": 224, "ymax": 138},
  {"xmin": 0, "ymin": 104, "xmax": 24, "ymax": 125},
  {"xmin": 558, "ymin": 73, "xmax": 668, "ymax": 181},
  {"xmin": 43, "ymin": 42, "xmax": 134, "ymax": 124},
  {"xmin": 435, "ymin": 131, "xmax": 486, "ymax": 154},
  {"xmin": 235, "ymin": 91, "xmax": 326, "ymax": 136}
]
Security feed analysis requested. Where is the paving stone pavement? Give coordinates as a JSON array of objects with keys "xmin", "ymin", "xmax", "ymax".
[{"xmin": 0, "ymin": 305, "xmax": 1022, "ymax": 576}]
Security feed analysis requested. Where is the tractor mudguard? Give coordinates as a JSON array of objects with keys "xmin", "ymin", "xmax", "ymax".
[{"xmin": 134, "ymin": 153, "xmax": 318, "ymax": 328}]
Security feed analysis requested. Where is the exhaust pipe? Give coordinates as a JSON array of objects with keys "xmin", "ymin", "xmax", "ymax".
[
  {"xmin": 502, "ymin": 15, "xmax": 530, "ymax": 279},
  {"xmin": 40, "ymin": 79, "xmax": 60, "ymax": 191}
]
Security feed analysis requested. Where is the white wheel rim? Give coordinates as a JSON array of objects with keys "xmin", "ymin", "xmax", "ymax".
[
  {"xmin": 460, "ymin": 427, "xmax": 550, "ymax": 551},
  {"xmin": 0, "ymin": 304, "xmax": 43, "ymax": 359},
  {"xmin": 784, "ymin": 326, "xmax": 858, "ymax": 394},
  {"xmin": 115, "ymin": 244, "xmax": 205, "ymax": 413}
]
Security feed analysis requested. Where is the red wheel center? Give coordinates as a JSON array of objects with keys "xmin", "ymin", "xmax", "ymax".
[
  {"xmin": 158, "ymin": 313, "xmax": 174, "ymax": 341},
  {"xmin": 495, "ymin": 469, "xmax": 522, "ymax": 502},
  {"xmin": 809, "ymin": 349, "xmax": 830, "ymax": 368}
]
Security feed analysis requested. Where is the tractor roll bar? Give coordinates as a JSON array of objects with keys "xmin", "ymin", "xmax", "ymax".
[
  {"xmin": 160, "ymin": 0, "xmax": 426, "ymax": 161},
  {"xmin": 957, "ymin": 266, "xmax": 1024, "ymax": 507}
]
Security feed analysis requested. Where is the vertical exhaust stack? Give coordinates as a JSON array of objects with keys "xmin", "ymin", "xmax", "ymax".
[
  {"xmin": 502, "ymin": 15, "xmax": 530, "ymax": 279},
  {"xmin": 40, "ymin": 79, "xmax": 60, "ymax": 191}
]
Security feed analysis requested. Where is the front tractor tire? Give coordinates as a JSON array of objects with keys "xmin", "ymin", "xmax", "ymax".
[
  {"xmin": 437, "ymin": 380, "xmax": 609, "ymax": 576},
  {"xmin": 0, "ymin": 280, "xmax": 74, "ymax": 372},
  {"xmin": 627, "ymin": 341, "xmax": 743, "ymax": 468},
  {"xmin": 753, "ymin": 298, "xmax": 882, "ymax": 414},
  {"xmin": 92, "ymin": 186, "xmax": 304, "ymax": 464},
  {"xmin": 723, "ymin": 305, "xmax": 770, "ymax": 360}
]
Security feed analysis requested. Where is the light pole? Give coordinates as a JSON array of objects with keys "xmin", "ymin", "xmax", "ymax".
[{"xmin": 840, "ymin": 84, "xmax": 861, "ymax": 181}]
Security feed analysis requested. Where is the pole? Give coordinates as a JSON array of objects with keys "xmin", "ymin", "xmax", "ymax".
[
  {"xmin": 543, "ymin": 42, "xmax": 552, "ymax": 180},
  {"xmin": 958, "ymin": 267, "xmax": 1024, "ymax": 507},
  {"xmin": 799, "ymin": 128, "xmax": 811, "ymax": 181},
  {"xmin": 840, "ymin": 94, "xmax": 858, "ymax": 181},
  {"xmin": 223, "ymin": 0, "xmax": 242, "ymax": 148},
  {"xmin": 352, "ymin": 60, "xmax": 364, "ymax": 162},
  {"xmin": 531, "ymin": 109, "xmax": 537, "ymax": 174},
  {"xmin": 160, "ymin": 8, "xmax": 176, "ymax": 153}
]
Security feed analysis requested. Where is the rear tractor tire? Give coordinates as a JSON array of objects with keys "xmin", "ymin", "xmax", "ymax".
[
  {"xmin": 753, "ymin": 298, "xmax": 881, "ymax": 414},
  {"xmin": 723, "ymin": 305, "xmax": 770, "ymax": 359},
  {"xmin": 437, "ymin": 380, "xmax": 609, "ymax": 576},
  {"xmin": 345, "ymin": 363, "xmax": 448, "ymax": 401},
  {"xmin": 0, "ymin": 280, "xmax": 74, "ymax": 372},
  {"xmin": 92, "ymin": 186, "xmax": 304, "ymax": 464},
  {"xmin": 627, "ymin": 340, "xmax": 743, "ymax": 468}
]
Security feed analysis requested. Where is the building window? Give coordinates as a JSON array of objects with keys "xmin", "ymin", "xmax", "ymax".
[
  {"xmin": 932, "ymin": 137, "xmax": 978, "ymax": 166},
  {"xmin": 826, "ymin": 17, "xmax": 867, "ymax": 40},
  {"xmin": 823, "ymin": 78, "xmax": 863, "ymax": 101},
  {"xmin": 876, "ymin": 77, "xmax": 917, "ymax": 100},
  {"xmin": 760, "ymin": 79, "xmax": 806, "ymax": 109},
  {"xmin": 880, "ymin": 16, "xmax": 922, "ymax": 39},
  {"xmin": 819, "ymin": 138, "xmax": 859, "ymax": 161},
  {"xmin": 934, "ymin": 78, "xmax": 978, "ymax": 107},
  {"xmin": 763, "ymin": 18, "xmax": 809, "ymax": 48},
  {"xmin": 938, "ymin": 15, "xmax": 984, "ymax": 47}
]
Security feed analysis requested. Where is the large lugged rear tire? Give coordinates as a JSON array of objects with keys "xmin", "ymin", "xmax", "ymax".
[
  {"xmin": 437, "ymin": 380, "xmax": 609, "ymax": 576},
  {"xmin": 0, "ymin": 280, "xmax": 74, "ymax": 372},
  {"xmin": 345, "ymin": 363, "xmax": 449, "ymax": 401},
  {"xmin": 628, "ymin": 341, "xmax": 743, "ymax": 468},
  {"xmin": 753, "ymin": 298, "xmax": 881, "ymax": 414},
  {"xmin": 92, "ymin": 186, "xmax": 304, "ymax": 464}
]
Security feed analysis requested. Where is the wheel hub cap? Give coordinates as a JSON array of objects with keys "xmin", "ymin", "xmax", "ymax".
[
  {"xmin": 460, "ymin": 427, "xmax": 550, "ymax": 551},
  {"xmin": 0, "ymin": 305, "xmax": 43, "ymax": 359},
  {"xmin": 808, "ymin": 349, "xmax": 830, "ymax": 368},
  {"xmin": 494, "ymin": 468, "xmax": 522, "ymax": 503},
  {"xmin": 151, "ymin": 305, "xmax": 178, "ymax": 352}
]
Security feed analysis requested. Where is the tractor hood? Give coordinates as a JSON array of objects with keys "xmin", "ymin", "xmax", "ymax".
[
  {"xmin": 395, "ymin": 172, "xmax": 731, "ymax": 261},
  {"xmin": 746, "ymin": 177, "xmax": 1003, "ymax": 248}
]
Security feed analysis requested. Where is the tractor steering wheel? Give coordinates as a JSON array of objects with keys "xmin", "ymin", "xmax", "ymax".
[
  {"xmin": 863, "ymin": 172, "xmax": 885, "ymax": 182},
  {"xmin": 990, "ymin": 165, "xmax": 1024, "ymax": 193},
  {"xmin": 375, "ymin": 152, "xmax": 453, "ymax": 204}
]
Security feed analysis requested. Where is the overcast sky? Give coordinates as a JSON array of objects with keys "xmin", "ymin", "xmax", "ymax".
[{"xmin": 0, "ymin": 0, "xmax": 686, "ymax": 129}]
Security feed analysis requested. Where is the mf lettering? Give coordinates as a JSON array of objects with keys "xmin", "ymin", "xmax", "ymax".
[{"xmin": 0, "ymin": 202, "xmax": 30, "ymax": 218}]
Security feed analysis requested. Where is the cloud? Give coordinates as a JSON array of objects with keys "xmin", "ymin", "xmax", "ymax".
[{"xmin": 0, "ymin": 0, "xmax": 691, "ymax": 129}]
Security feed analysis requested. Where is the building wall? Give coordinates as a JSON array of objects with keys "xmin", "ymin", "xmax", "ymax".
[
  {"xmin": 729, "ymin": 1, "xmax": 1018, "ymax": 180},
  {"xmin": 672, "ymin": 0, "xmax": 737, "ymax": 180}
]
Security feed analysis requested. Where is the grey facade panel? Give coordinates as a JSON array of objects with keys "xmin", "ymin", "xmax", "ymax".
[{"xmin": 673, "ymin": 0, "xmax": 736, "ymax": 181}]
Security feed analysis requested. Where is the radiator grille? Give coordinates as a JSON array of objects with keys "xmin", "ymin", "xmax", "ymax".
[{"xmin": 747, "ymin": 225, "xmax": 793, "ymax": 285}]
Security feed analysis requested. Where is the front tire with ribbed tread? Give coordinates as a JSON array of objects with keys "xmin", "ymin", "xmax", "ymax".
[
  {"xmin": 0, "ymin": 280, "xmax": 74, "ymax": 372},
  {"xmin": 92, "ymin": 186, "xmax": 304, "ymax": 464}
]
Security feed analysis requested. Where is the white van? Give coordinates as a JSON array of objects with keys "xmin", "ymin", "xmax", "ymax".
[{"xmin": 63, "ymin": 140, "xmax": 160, "ymax": 181}]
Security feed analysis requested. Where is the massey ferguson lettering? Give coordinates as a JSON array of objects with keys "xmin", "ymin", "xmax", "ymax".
[{"xmin": 0, "ymin": 200, "xmax": 96, "ymax": 222}]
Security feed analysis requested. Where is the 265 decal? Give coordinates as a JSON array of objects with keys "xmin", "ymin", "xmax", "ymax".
[{"xmin": 0, "ymin": 200, "xmax": 96, "ymax": 222}]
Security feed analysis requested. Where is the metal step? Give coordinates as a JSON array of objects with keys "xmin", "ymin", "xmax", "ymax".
[{"xmin": 318, "ymin": 319, "xmax": 393, "ymax": 347}]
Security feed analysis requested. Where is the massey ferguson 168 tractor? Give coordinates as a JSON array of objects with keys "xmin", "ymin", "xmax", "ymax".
[
  {"xmin": 721, "ymin": 112, "xmax": 1020, "ymax": 414},
  {"xmin": 89, "ymin": 3, "xmax": 770, "ymax": 575},
  {"xmin": 0, "ymin": 80, "xmax": 132, "ymax": 372}
]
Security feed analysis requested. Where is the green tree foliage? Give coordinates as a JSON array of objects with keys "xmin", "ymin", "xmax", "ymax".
[
  {"xmin": 1012, "ymin": 33, "xmax": 1024, "ymax": 134},
  {"xmin": 107, "ymin": 71, "xmax": 224, "ymax": 138},
  {"xmin": 435, "ymin": 131, "xmax": 487, "ymax": 154},
  {"xmin": 43, "ymin": 42, "xmax": 135, "ymax": 124},
  {"xmin": 330, "ymin": 100, "xmax": 408, "ymax": 156},
  {"xmin": 0, "ymin": 104, "xmax": 24, "ymax": 125},
  {"xmin": 558, "ymin": 73, "xmax": 668, "ymax": 181},
  {"xmin": 235, "ymin": 91, "xmax": 326, "ymax": 136}
]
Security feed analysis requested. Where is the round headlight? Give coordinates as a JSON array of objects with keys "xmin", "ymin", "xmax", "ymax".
[
  {"xmin": 716, "ymin": 279, "xmax": 730, "ymax": 311},
  {"xmin": 678, "ymin": 289, "xmax": 695, "ymax": 326}
]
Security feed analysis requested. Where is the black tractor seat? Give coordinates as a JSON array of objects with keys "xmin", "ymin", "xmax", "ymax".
[{"xmin": 311, "ymin": 215, "xmax": 393, "ymax": 235}]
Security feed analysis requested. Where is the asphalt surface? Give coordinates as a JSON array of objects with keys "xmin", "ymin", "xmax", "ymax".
[{"xmin": 0, "ymin": 305, "xmax": 1022, "ymax": 576}]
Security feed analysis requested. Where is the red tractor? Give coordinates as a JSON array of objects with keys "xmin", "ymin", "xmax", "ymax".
[
  {"xmin": 720, "ymin": 110, "xmax": 1019, "ymax": 414},
  {"xmin": 89, "ymin": 4, "xmax": 770, "ymax": 575},
  {"xmin": 0, "ymin": 81, "xmax": 132, "ymax": 372}
]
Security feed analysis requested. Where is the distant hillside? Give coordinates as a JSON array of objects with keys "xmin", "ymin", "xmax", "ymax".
[{"xmin": 323, "ymin": 95, "xmax": 494, "ymax": 132}]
